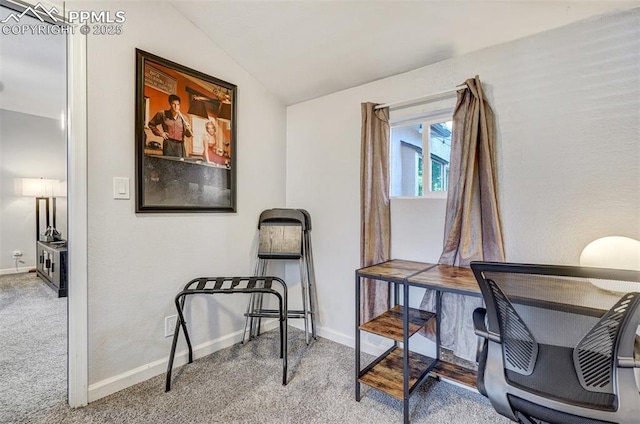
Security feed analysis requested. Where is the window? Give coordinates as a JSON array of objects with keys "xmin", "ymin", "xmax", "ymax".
[{"xmin": 390, "ymin": 113, "xmax": 452, "ymax": 197}]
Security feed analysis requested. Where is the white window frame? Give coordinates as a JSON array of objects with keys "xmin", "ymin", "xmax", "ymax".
[{"xmin": 390, "ymin": 108, "xmax": 453, "ymax": 199}]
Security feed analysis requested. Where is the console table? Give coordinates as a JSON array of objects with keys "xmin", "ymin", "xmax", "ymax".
[
  {"xmin": 36, "ymin": 241, "xmax": 68, "ymax": 297},
  {"xmin": 355, "ymin": 259, "xmax": 481, "ymax": 424}
]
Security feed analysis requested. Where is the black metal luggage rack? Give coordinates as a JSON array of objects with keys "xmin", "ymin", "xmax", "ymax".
[{"xmin": 165, "ymin": 276, "xmax": 288, "ymax": 391}]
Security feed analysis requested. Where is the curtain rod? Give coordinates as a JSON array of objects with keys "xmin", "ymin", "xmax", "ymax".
[{"xmin": 374, "ymin": 84, "xmax": 468, "ymax": 110}]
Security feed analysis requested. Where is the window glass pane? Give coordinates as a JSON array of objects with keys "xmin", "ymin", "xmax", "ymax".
[
  {"xmin": 431, "ymin": 160, "xmax": 442, "ymax": 191},
  {"xmin": 390, "ymin": 117, "xmax": 452, "ymax": 197},
  {"xmin": 390, "ymin": 124, "xmax": 422, "ymax": 196},
  {"xmin": 417, "ymin": 156, "xmax": 423, "ymax": 196},
  {"xmin": 429, "ymin": 121, "xmax": 451, "ymax": 192}
]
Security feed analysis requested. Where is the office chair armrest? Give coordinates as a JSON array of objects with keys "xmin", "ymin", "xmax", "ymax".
[
  {"xmin": 473, "ymin": 308, "xmax": 488, "ymax": 337},
  {"xmin": 617, "ymin": 335, "xmax": 640, "ymax": 368},
  {"xmin": 473, "ymin": 307, "xmax": 501, "ymax": 343},
  {"xmin": 636, "ymin": 335, "xmax": 640, "ymax": 367},
  {"xmin": 617, "ymin": 357, "xmax": 640, "ymax": 368}
]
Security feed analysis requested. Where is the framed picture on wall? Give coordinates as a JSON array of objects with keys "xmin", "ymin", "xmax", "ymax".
[{"xmin": 135, "ymin": 49, "xmax": 237, "ymax": 213}]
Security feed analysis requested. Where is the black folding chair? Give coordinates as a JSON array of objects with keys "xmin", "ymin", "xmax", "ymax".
[{"xmin": 244, "ymin": 209, "xmax": 318, "ymax": 344}]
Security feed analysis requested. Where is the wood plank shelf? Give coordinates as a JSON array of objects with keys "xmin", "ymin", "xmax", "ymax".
[
  {"xmin": 357, "ymin": 259, "xmax": 435, "ymax": 282},
  {"xmin": 359, "ymin": 348, "xmax": 436, "ymax": 400},
  {"xmin": 407, "ymin": 264, "xmax": 480, "ymax": 296},
  {"xmin": 430, "ymin": 361, "xmax": 478, "ymax": 390},
  {"xmin": 359, "ymin": 305, "xmax": 435, "ymax": 341}
]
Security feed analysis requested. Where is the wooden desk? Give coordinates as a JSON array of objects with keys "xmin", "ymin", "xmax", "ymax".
[
  {"xmin": 355, "ymin": 260, "xmax": 479, "ymax": 424},
  {"xmin": 408, "ymin": 264, "xmax": 480, "ymax": 296}
]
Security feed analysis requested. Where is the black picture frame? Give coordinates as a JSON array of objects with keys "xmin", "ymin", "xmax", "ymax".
[{"xmin": 135, "ymin": 49, "xmax": 237, "ymax": 213}]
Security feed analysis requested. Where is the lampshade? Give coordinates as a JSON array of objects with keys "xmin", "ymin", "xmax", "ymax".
[
  {"xmin": 54, "ymin": 180, "xmax": 67, "ymax": 197},
  {"xmin": 580, "ymin": 236, "xmax": 640, "ymax": 293},
  {"xmin": 580, "ymin": 236, "xmax": 640, "ymax": 271},
  {"xmin": 218, "ymin": 101, "xmax": 232, "ymax": 120},
  {"xmin": 21, "ymin": 178, "xmax": 59, "ymax": 197},
  {"xmin": 187, "ymin": 98, "xmax": 208, "ymax": 119}
]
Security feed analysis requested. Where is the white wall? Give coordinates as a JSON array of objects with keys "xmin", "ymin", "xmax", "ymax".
[
  {"xmin": 0, "ymin": 110, "xmax": 67, "ymax": 273},
  {"xmin": 76, "ymin": 1, "xmax": 287, "ymax": 394},
  {"xmin": 286, "ymin": 9, "xmax": 640, "ymax": 348}
]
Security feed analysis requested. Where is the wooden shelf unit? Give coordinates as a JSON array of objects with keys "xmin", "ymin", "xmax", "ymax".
[
  {"xmin": 355, "ymin": 260, "xmax": 482, "ymax": 424},
  {"xmin": 358, "ymin": 348, "xmax": 436, "ymax": 400},
  {"xmin": 431, "ymin": 360, "xmax": 478, "ymax": 389},
  {"xmin": 359, "ymin": 305, "xmax": 435, "ymax": 342}
]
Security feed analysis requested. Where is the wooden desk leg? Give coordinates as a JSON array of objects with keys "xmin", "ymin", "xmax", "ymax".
[
  {"xmin": 436, "ymin": 290, "xmax": 442, "ymax": 361},
  {"xmin": 355, "ymin": 272, "xmax": 361, "ymax": 401},
  {"xmin": 403, "ymin": 280, "xmax": 410, "ymax": 424},
  {"xmin": 394, "ymin": 281, "xmax": 400, "ymax": 307}
]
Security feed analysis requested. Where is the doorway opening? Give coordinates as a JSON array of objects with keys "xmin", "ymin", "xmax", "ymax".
[{"xmin": 0, "ymin": 0, "xmax": 86, "ymax": 419}]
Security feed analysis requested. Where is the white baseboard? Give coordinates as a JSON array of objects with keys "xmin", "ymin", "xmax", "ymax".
[
  {"xmin": 288, "ymin": 321, "xmax": 392, "ymax": 357},
  {"xmin": 435, "ymin": 375, "xmax": 479, "ymax": 394},
  {"xmin": 87, "ymin": 320, "xmax": 358, "ymax": 402},
  {"xmin": 88, "ymin": 320, "xmax": 474, "ymax": 403},
  {"xmin": 309, "ymin": 324, "xmax": 352, "ymax": 347},
  {"xmin": 0, "ymin": 266, "xmax": 35, "ymax": 275},
  {"xmin": 87, "ymin": 320, "xmax": 280, "ymax": 403}
]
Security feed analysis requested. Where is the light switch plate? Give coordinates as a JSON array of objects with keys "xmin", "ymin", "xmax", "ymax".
[{"xmin": 113, "ymin": 177, "xmax": 130, "ymax": 199}]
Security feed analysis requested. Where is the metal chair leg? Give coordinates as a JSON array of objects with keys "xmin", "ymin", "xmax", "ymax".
[
  {"xmin": 281, "ymin": 287, "xmax": 288, "ymax": 385},
  {"xmin": 241, "ymin": 292, "xmax": 255, "ymax": 344},
  {"xmin": 282, "ymin": 320, "xmax": 288, "ymax": 385},
  {"xmin": 244, "ymin": 259, "xmax": 265, "ymax": 341},
  {"xmin": 304, "ymin": 233, "xmax": 319, "ymax": 340},
  {"xmin": 252, "ymin": 260, "xmax": 267, "ymax": 338},
  {"xmin": 255, "ymin": 284, "xmax": 265, "ymax": 337},
  {"xmin": 299, "ymin": 257, "xmax": 310, "ymax": 345}
]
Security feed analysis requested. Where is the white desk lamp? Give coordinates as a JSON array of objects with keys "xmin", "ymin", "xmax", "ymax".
[
  {"xmin": 580, "ymin": 236, "xmax": 640, "ymax": 292},
  {"xmin": 580, "ymin": 236, "xmax": 640, "ymax": 388}
]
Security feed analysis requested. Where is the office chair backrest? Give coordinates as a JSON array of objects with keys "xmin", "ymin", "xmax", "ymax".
[{"xmin": 470, "ymin": 262, "xmax": 640, "ymax": 424}]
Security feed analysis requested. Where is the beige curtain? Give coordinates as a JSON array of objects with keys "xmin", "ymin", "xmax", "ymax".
[
  {"xmin": 421, "ymin": 76, "xmax": 505, "ymax": 361},
  {"xmin": 360, "ymin": 102, "xmax": 391, "ymax": 323}
]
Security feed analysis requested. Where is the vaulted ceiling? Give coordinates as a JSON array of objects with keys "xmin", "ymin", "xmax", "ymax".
[
  {"xmin": 172, "ymin": 1, "xmax": 640, "ymax": 105},
  {"xmin": 1, "ymin": 1, "xmax": 638, "ymax": 120}
]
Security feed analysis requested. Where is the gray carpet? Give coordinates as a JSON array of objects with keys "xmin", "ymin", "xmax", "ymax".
[
  {"xmin": 0, "ymin": 272, "xmax": 67, "ymax": 424},
  {"xmin": 0, "ymin": 272, "xmax": 509, "ymax": 423},
  {"xmin": 29, "ymin": 325, "xmax": 509, "ymax": 423}
]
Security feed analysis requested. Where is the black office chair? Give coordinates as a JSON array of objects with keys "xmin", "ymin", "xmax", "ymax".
[{"xmin": 470, "ymin": 261, "xmax": 640, "ymax": 424}]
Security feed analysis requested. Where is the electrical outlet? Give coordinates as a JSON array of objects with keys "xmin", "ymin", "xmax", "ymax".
[
  {"xmin": 12, "ymin": 250, "xmax": 23, "ymax": 258},
  {"xmin": 164, "ymin": 315, "xmax": 178, "ymax": 338}
]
